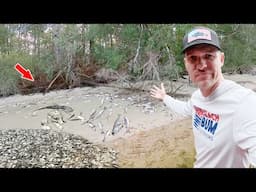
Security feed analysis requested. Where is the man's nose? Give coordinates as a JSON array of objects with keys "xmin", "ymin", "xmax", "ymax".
[{"xmin": 197, "ymin": 58, "xmax": 207, "ymax": 70}]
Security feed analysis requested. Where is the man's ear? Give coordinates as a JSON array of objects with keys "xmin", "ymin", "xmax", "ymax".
[
  {"xmin": 184, "ymin": 57, "xmax": 189, "ymax": 71},
  {"xmin": 220, "ymin": 52, "xmax": 225, "ymax": 67}
]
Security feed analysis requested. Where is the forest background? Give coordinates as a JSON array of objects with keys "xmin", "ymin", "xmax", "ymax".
[{"xmin": 1, "ymin": 24, "xmax": 255, "ymax": 97}]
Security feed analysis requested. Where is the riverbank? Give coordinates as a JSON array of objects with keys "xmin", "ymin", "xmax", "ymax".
[{"xmin": 0, "ymin": 73, "xmax": 255, "ymax": 167}]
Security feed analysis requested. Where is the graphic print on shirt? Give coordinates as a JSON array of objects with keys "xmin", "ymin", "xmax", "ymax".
[{"xmin": 193, "ymin": 105, "xmax": 220, "ymax": 141}]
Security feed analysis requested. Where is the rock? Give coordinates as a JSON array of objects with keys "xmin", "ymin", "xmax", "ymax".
[{"xmin": 0, "ymin": 129, "xmax": 119, "ymax": 168}]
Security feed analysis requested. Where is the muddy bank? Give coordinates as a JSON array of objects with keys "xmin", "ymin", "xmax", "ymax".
[
  {"xmin": 0, "ymin": 73, "xmax": 256, "ymax": 168},
  {"xmin": 0, "ymin": 85, "xmax": 185, "ymax": 144},
  {"xmin": 105, "ymin": 118, "xmax": 195, "ymax": 168}
]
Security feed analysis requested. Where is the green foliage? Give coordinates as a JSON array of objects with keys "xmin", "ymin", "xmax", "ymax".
[
  {"xmin": 0, "ymin": 25, "xmax": 9, "ymax": 54},
  {"xmin": 86, "ymin": 24, "xmax": 115, "ymax": 41},
  {"xmin": 118, "ymin": 25, "xmax": 141, "ymax": 56},
  {"xmin": 1, "ymin": 24, "xmax": 256, "ymax": 96},
  {"xmin": 87, "ymin": 24, "xmax": 136, "ymax": 70},
  {"xmin": 0, "ymin": 53, "xmax": 24, "ymax": 96},
  {"xmin": 37, "ymin": 53, "xmax": 55, "ymax": 79},
  {"xmin": 221, "ymin": 24, "xmax": 256, "ymax": 72},
  {"xmin": 93, "ymin": 46, "xmax": 124, "ymax": 70},
  {"xmin": 119, "ymin": 24, "xmax": 139, "ymax": 42}
]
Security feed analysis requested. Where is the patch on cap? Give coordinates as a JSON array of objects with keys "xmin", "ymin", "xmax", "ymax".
[{"xmin": 187, "ymin": 29, "xmax": 211, "ymax": 43}]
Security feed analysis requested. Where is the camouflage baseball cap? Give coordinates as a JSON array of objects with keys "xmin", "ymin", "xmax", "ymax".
[{"xmin": 182, "ymin": 26, "xmax": 221, "ymax": 53}]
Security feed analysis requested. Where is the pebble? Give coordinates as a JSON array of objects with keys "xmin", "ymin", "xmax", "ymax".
[{"xmin": 0, "ymin": 129, "xmax": 119, "ymax": 168}]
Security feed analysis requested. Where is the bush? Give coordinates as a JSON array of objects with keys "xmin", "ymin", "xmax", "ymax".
[{"xmin": 0, "ymin": 53, "xmax": 34, "ymax": 96}]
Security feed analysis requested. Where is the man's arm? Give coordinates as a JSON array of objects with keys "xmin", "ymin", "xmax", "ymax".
[{"xmin": 233, "ymin": 92, "xmax": 256, "ymax": 167}]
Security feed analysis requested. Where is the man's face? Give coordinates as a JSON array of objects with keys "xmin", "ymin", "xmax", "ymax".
[{"xmin": 184, "ymin": 44, "xmax": 224, "ymax": 90}]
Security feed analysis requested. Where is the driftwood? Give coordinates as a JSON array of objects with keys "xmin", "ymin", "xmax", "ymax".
[
  {"xmin": 45, "ymin": 70, "xmax": 63, "ymax": 93},
  {"xmin": 140, "ymin": 51, "xmax": 160, "ymax": 81}
]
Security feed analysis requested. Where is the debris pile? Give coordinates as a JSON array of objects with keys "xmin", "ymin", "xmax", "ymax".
[{"xmin": 0, "ymin": 129, "xmax": 119, "ymax": 168}]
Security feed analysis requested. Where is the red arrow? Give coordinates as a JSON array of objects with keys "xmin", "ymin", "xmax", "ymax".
[{"xmin": 15, "ymin": 63, "xmax": 34, "ymax": 81}]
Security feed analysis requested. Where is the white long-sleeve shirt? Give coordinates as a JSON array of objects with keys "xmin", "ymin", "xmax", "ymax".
[{"xmin": 163, "ymin": 79, "xmax": 256, "ymax": 168}]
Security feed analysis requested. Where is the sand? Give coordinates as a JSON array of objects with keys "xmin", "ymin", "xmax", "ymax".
[{"xmin": 0, "ymin": 73, "xmax": 256, "ymax": 168}]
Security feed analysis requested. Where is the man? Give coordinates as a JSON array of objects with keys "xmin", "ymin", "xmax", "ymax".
[{"xmin": 150, "ymin": 26, "xmax": 256, "ymax": 168}]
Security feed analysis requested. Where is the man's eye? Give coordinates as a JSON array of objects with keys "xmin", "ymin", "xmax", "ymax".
[
  {"xmin": 189, "ymin": 56, "xmax": 197, "ymax": 63},
  {"xmin": 204, "ymin": 54, "xmax": 214, "ymax": 60}
]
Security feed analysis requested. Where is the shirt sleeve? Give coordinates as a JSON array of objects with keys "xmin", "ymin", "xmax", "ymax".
[
  {"xmin": 163, "ymin": 95, "xmax": 192, "ymax": 117},
  {"xmin": 233, "ymin": 92, "xmax": 256, "ymax": 167}
]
